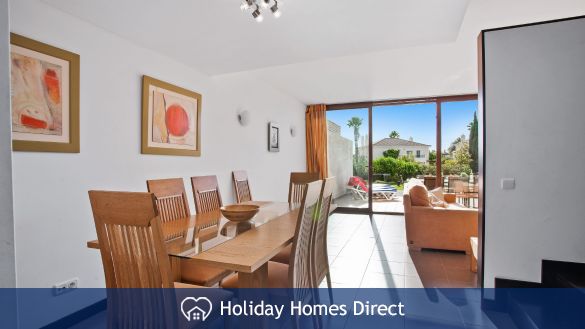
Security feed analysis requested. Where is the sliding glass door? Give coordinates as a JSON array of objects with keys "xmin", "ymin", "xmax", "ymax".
[
  {"xmin": 441, "ymin": 99, "xmax": 479, "ymax": 208},
  {"xmin": 326, "ymin": 107, "xmax": 370, "ymax": 211},
  {"xmin": 371, "ymin": 103, "xmax": 436, "ymax": 213},
  {"xmin": 326, "ymin": 95, "xmax": 476, "ymax": 214}
]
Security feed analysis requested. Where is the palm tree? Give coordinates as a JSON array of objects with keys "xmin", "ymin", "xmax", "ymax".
[
  {"xmin": 347, "ymin": 117, "xmax": 363, "ymax": 159},
  {"xmin": 389, "ymin": 130, "xmax": 400, "ymax": 138}
]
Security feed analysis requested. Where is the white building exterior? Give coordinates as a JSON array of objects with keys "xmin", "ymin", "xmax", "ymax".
[{"xmin": 361, "ymin": 137, "xmax": 430, "ymax": 163}]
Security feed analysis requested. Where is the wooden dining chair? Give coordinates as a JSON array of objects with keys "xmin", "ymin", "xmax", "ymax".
[
  {"xmin": 147, "ymin": 178, "xmax": 231, "ymax": 287},
  {"xmin": 289, "ymin": 180, "xmax": 323, "ymax": 289},
  {"xmin": 288, "ymin": 172, "xmax": 320, "ymax": 204},
  {"xmin": 146, "ymin": 178, "xmax": 190, "ymax": 241},
  {"xmin": 88, "ymin": 190, "xmax": 230, "ymax": 327},
  {"xmin": 220, "ymin": 180, "xmax": 323, "ymax": 292},
  {"xmin": 88, "ymin": 190, "xmax": 176, "ymax": 289},
  {"xmin": 271, "ymin": 172, "xmax": 320, "ymax": 264},
  {"xmin": 312, "ymin": 177, "xmax": 336, "ymax": 302},
  {"xmin": 232, "ymin": 170, "xmax": 252, "ymax": 203},
  {"xmin": 191, "ymin": 175, "xmax": 223, "ymax": 213}
]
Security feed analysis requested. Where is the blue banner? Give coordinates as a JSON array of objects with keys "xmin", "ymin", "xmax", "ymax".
[{"xmin": 1, "ymin": 288, "xmax": 583, "ymax": 328}]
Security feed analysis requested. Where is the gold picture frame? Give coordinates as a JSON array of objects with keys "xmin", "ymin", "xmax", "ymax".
[
  {"xmin": 10, "ymin": 33, "xmax": 80, "ymax": 153},
  {"xmin": 141, "ymin": 75, "xmax": 202, "ymax": 156}
]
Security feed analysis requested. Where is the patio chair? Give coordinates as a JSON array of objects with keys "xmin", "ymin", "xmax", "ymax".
[{"xmin": 347, "ymin": 176, "xmax": 397, "ymax": 201}]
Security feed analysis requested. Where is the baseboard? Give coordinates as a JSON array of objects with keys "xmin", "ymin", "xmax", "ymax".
[{"xmin": 40, "ymin": 299, "xmax": 106, "ymax": 329}]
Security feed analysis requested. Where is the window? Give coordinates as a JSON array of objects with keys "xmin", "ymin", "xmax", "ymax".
[{"xmin": 416, "ymin": 150, "xmax": 422, "ymax": 158}]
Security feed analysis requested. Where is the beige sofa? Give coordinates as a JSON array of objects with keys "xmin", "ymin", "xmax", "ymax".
[{"xmin": 403, "ymin": 180, "xmax": 478, "ymax": 254}]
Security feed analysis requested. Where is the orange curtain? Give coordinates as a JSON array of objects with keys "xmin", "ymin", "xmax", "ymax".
[{"xmin": 305, "ymin": 104, "xmax": 328, "ymax": 179}]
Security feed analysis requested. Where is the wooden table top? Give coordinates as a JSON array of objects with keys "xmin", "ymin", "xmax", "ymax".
[{"xmin": 87, "ymin": 201, "xmax": 299, "ymax": 273}]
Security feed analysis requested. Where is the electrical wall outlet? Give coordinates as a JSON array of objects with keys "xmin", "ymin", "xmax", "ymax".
[{"xmin": 53, "ymin": 278, "xmax": 79, "ymax": 296}]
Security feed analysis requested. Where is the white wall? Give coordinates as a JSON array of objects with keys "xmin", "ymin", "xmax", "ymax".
[
  {"xmin": 0, "ymin": 0, "xmax": 16, "ymax": 289},
  {"xmin": 483, "ymin": 17, "xmax": 585, "ymax": 287},
  {"xmin": 327, "ymin": 121, "xmax": 352, "ymax": 198},
  {"xmin": 10, "ymin": 0, "xmax": 305, "ymax": 295}
]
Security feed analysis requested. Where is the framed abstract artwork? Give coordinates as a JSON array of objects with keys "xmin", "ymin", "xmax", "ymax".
[
  {"xmin": 268, "ymin": 122, "xmax": 280, "ymax": 152},
  {"xmin": 10, "ymin": 33, "xmax": 80, "ymax": 153},
  {"xmin": 141, "ymin": 75, "xmax": 201, "ymax": 156}
]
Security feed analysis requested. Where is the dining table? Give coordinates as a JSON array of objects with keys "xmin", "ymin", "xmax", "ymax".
[{"xmin": 87, "ymin": 201, "xmax": 302, "ymax": 288}]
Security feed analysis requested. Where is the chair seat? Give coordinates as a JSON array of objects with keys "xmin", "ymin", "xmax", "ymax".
[
  {"xmin": 174, "ymin": 282, "xmax": 205, "ymax": 288},
  {"xmin": 180, "ymin": 259, "xmax": 232, "ymax": 286},
  {"xmin": 220, "ymin": 261, "xmax": 289, "ymax": 289},
  {"xmin": 270, "ymin": 244, "xmax": 291, "ymax": 264}
]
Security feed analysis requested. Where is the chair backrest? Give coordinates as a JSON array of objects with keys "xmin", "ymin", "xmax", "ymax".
[
  {"xmin": 191, "ymin": 175, "xmax": 223, "ymax": 213},
  {"xmin": 288, "ymin": 180, "xmax": 322, "ymax": 294},
  {"xmin": 312, "ymin": 177, "xmax": 336, "ymax": 286},
  {"xmin": 449, "ymin": 176, "xmax": 468, "ymax": 193},
  {"xmin": 423, "ymin": 176, "xmax": 436, "ymax": 190},
  {"xmin": 288, "ymin": 172, "xmax": 320, "ymax": 204},
  {"xmin": 147, "ymin": 178, "xmax": 191, "ymax": 241},
  {"xmin": 88, "ymin": 191, "xmax": 174, "ymax": 289},
  {"xmin": 232, "ymin": 170, "xmax": 252, "ymax": 203},
  {"xmin": 146, "ymin": 178, "xmax": 190, "ymax": 220}
]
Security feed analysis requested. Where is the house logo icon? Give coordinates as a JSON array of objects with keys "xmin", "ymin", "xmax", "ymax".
[{"xmin": 180, "ymin": 297, "xmax": 213, "ymax": 322}]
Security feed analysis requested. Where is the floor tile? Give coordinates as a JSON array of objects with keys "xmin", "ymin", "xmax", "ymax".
[
  {"xmin": 360, "ymin": 272, "xmax": 405, "ymax": 288},
  {"xmin": 446, "ymin": 268, "xmax": 478, "ymax": 285},
  {"xmin": 405, "ymin": 262, "xmax": 421, "ymax": 276},
  {"xmin": 405, "ymin": 275, "xmax": 425, "ymax": 288},
  {"xmin": 365, "ymin": 260, "xmax": 405, "ymax": 275}
]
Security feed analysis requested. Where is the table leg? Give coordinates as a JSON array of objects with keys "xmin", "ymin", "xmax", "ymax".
[
  {"xmin": 238, "ymin": 263, "xmax": 269, "ymax": 329},
  {"xmin": 238, "ymin": 263, "xmax": 268, "ymax": 288},
  {"xmin": 170, "ymin": 257, "xmax": 182, "ymax": 282}
]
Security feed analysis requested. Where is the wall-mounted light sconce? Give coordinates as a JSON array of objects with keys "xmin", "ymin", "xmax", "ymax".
[
  {"xmin": 290, "ymin": 125, "xmax": 296, "ymax": 137},
  {"xmin": 237, "ymin": 109, "xmax": 250, "ymax": 126}
]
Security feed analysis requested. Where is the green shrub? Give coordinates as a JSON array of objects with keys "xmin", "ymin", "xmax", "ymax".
[
  {"xmin": 382, "ymin": 149, "xmax": 400, "ymax": 159},
  {"xmin": 442, "ymin": 159, "xmax": 472, "ymax": 176},
  {"xmin": 372, "ymin": 156, "xmax": 424, "ymax": 183}
]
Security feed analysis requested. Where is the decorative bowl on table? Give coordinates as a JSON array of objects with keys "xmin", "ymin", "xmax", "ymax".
[{"xmin": 220, "ymin": 204, "xmax": 260, "ymax": 222}]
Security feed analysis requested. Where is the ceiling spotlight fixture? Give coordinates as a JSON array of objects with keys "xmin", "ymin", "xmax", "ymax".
[
  {"xmin": 271, "ymin": 1, "xmax": 281, "ymax": 18},
  {"xmin": 240, "ymin": 0, "xmax": 254, "ymax": 11},
  {"xmin": 252, "ymin": 5, "xmax": 263, "ymax": 22},
  {"xmin": 240, "ymin": 0, "xmax": 282, "ymax": 22}
]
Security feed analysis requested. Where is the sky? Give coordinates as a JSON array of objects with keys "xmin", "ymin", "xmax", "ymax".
[{"xmin": 327, "ymin": 100, "xmax": 477, "ymax": 152}]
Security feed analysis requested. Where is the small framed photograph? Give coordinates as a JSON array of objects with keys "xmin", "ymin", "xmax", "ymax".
[
  {"xmin": 268, "ymin": 122, "xmax": 280, "ymax": 152},
  {"xmin": 10, "ymin": 33, "xmax": 80, "ymax": 153},
  {"xmin": 141, "ymin": 75, "xmax": 201, "ymax": 157}
]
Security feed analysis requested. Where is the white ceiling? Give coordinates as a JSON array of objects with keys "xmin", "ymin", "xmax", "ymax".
[
  {"xmin": 42, "ymin": 0, "xmax": 470, "ymax": 75},
  {"xmin": 245, "ymin": 0, "xmax": 585, "ymax": 104}
]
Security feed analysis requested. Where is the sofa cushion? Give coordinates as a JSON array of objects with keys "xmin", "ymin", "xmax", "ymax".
[
  {"xmin": 429, "ymin": 187, "xmax": 444, "ymax": 201},
  {"xmin": 428, "ymin": 187, "xmax": 448, "ymax": 208},
  {"xmin": 409, "ymin": 185, "xmax": 431, "ymax": 207}
]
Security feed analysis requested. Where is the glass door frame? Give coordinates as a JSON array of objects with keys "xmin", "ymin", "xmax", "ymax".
[{"xmin": 327, "ymin": 94, "xmax": 477, "ymax": 215}]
